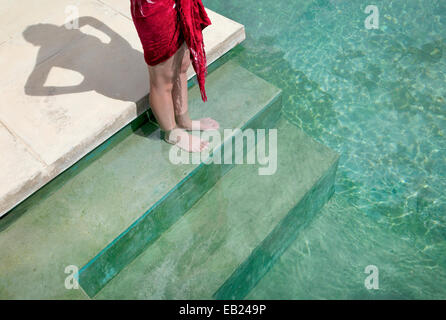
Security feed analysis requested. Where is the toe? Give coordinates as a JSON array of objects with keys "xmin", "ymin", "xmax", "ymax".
[{"xmin": 201, "ymin": 141, "xmax": 209, "ymax": 150}]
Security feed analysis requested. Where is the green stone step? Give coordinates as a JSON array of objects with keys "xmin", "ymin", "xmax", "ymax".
[
  {"xmin": 0, "ymin": 60, "xmax": 282, "ymax": 299},
  {"xmin": 95, "ymin": 117, "xmax": 339, "ymax": 299},
  {"xmin": 246, "ymin": 193, "xmax": 446, "ymax": 300}
]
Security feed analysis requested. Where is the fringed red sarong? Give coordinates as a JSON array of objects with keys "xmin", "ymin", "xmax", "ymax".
[{"xmin": 130, "ymin": 0, "xmax": 212, "ymax": 101}]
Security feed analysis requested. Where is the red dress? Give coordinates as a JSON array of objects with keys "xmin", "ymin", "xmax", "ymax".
[{"xmin": 130, "ymin": 0, "xmax": 212, "ymax": 101}]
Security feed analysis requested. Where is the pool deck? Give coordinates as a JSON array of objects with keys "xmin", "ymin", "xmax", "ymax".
[{"xmin": 0, "ymin": 0, "xmax": 245, "ymax": 217}]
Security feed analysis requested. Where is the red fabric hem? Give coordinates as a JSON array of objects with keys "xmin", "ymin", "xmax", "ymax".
[
  {"xmin": 144, "ymin": 39, "xmax": 184, "ymax": 66},
  {"xmin": 131, "ymin": 0, "xmax": 211, "ymax": 101}
]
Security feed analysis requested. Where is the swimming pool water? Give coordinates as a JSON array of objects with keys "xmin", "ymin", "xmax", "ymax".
[{"xmin": 204, "ymin": 0, "xmax": 446, "ymax": 298}]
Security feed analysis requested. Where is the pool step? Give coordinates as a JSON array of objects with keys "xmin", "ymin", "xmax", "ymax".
[
  {"xmin": 95, "ymin": 117, "xmax": 339, "ymax": 299},
  {"xmin": 0, "ymin": 60, "xmax": 281, "ymax": 299},
  {"xmin": 77, "ymin": 61, "xmax": 282, "ymax": 296}
]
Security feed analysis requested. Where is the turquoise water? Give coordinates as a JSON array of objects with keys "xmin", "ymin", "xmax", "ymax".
[{"xmin": 204, "ymin": 0, "xmax": 446, "ymax": 299}]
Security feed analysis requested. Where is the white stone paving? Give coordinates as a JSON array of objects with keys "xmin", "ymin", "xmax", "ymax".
[{"xmin": 0, "ymin": 0, "xmax": 245, "ymax": 216}]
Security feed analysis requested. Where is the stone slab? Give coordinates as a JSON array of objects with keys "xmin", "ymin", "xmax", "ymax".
[
  {"xmin": 0, "ymin": 123, "xmax": 45, "ymax": 215},
  {"xmin": 0, "ymin": 0, "xmax": 245, "ymax": 217}
]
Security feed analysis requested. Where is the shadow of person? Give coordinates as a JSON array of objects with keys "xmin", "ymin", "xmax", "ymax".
[{"xmin": 23, "ymin": 16, "xmax": 148, "ymax": 103}]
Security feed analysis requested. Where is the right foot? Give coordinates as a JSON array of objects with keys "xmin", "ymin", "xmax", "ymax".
[
  {"xmin": 175, "ymin": 111, "xmax": 219, "ymax": 131},
  {"xmin": 163, "ymin": 128, "xmax": 209, "ymax": 153}
]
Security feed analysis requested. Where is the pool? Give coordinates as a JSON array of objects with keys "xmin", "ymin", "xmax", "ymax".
[{"xmin": 204, "ymin": 0, "xmax": 446, "ymax": 299}]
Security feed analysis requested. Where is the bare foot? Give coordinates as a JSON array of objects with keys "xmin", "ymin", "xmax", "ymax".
[
  {"xmin": 176, "ymin": 112, "xmax": 219, "ymax": 131},
  {"xmin": 163, "ymin": 128, "xmax": 209, "ymax": 153},
  {"xmin": 186, "ymin": 118, "xmax": 220, "ymax": 131}
]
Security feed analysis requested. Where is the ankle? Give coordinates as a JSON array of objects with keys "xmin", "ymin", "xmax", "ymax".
[
  {"xmin": 160, "ymin": 127, "xmax": 176, "ymax": 143},
  {"xmin": 175, "ymin": 112, "xmax": 192, "ymax": 128},
  {"xmin": 161, "ymin": 127, "xmax": 186, "ymax": 144}
]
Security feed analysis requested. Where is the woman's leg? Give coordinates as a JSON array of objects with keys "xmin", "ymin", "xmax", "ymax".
[
  {"xmin": 148, "ymin": 54, "xmax": 176, "ymax": 132},
  {"xmin": 172, "ymin": 42, "xmax": 219, "ymax": 131},
  {"xmin": 148, "ymin": 47, "xmax": 209, "ymax": 152}
]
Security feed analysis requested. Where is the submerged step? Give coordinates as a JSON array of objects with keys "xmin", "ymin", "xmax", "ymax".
[
  {"xmin": 246, "ymin": 193, "xmax": 446, "ymax": 300},
  {"xmin": 95, "ymin": 117, "xmax": 339, "ymax": 300},
  {"xmin": 0, "ymin": 61, "xmax": 281, "ymax": 299}
]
